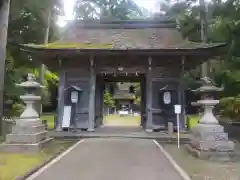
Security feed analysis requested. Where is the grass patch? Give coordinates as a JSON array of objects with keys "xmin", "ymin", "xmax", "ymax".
[
  {"xmin": 40, "ymin": 114, "xmax": 55, "ymax": 130},
  {"xmin": 163, "ymin": 144, "xmax": 240, "ymax": 180},
  {"xmin": 104, "ymin": 115, "xmax": 141, "ymax": 126},
  {"xmin": 0, "ymin": 139, "xmax": 76, "ymax": 180},
  {"xmin": 186, "ymin": 114, "xmax": 200, "ymax": 129}
]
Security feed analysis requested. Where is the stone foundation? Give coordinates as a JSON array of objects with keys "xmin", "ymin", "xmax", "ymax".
[
  {"xmin": 0, "ymin": 138, "xmax": 52, "ymax": 153},
  {"xmin": 12, "ymin": 124, "xmax": 45, "ymax": 134},
  {"xmin": 0, "ymin": 122, "xmax": 52, "ymax": 154},
  {"xmin": 186, "ymin": 144, "xmax": 235, "ymax": 161},
  {"xmin": 187, "ymin": 124, "xmax": 235, "ymax": 161},
  {"xmin": 6, "ymin": 131, "xmax": 48, "ymax": 144}
]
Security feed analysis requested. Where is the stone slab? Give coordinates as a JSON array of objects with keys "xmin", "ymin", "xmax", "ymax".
[
  {"xmin": 50, "ymin": 128, "xmax": 191, "ymax": 143},
  {"xmin": 6, "ymin": 131, "xmax": 48, "ymax": 144},
  {"xmin": 186, "ymin": 144, "xmax": 235, "ymax": 162},
  {"xmin": 191, "ymin": 124, "xmax": 224, "ymax": 134},
  {"xmin": 15, "ymin": 119, "xmax": 42, "ymax": 126},
  {"xmin": 191, "ymin": 138, "xmax": 235, "ymax": 151},
  {"xmin": 0, "ymin": 138, "xmax": 53, "ymax": 154},
  {"xmin": 193, "ymin": 132, "xmax": 229, "ymax": 141},
  {"xmin": 12, "ymin": 125, "xmax": 45, "ymax": 134}
]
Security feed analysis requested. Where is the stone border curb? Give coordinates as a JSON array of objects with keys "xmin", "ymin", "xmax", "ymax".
[
  {"xmin": 16, "ymin": 139, "xmax": 84, "ymax": 180},
  {"xmin": 152, "ymin": 140, "xmax": 192, "ymax": 180},
  {"xmin": 52, "ymin": 134, "xmax": 191, "ymax": 143}
]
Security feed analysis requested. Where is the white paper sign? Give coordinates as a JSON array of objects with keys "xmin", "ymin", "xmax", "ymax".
[
  {"xmin": 174, "ymin": 105, "xmax": 181, "ymax": 114},
  {"xmin": 163, "ymin": 91, "xmax": 171, "ymax": 104},
  {"xmin": 119, "ymin": 110, "xmax": 128, "ymax": 115},
  {"xmin": 71, "ymin": 91, "xmax": 78, "ymax": 103},
  {"xmin": 62, "ymin": 106, "xmax": 72, "ymax": 128}
]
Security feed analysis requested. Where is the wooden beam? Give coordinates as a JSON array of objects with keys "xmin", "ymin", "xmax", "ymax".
[
  {"xmin": 140, "ymin": 75, "xmax": 146, "ymax": 127},
  {"xmin": 56, "ymin": 60, "xmax": 66, "ymax": 131},
  {"xmin": 178, "ymin": 56, "xmax": 186, "ymax": 129},
  {"xmin": 88, "ymin": 56, "xmax": 96, "ymax": 131},
  {"xmin": 146, "ymin": 56, "xmax": 153, "ymax": 132}
]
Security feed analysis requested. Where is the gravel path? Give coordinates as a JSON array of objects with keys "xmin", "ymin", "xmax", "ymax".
[{"xmin": 29, "ymin": 138, "xmax": 184, "ymax": 180}]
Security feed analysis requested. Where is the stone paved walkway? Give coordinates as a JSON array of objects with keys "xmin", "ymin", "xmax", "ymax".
[{"xmin": 28, "ymin": 139, "xmax": 184, "ymax": 180}]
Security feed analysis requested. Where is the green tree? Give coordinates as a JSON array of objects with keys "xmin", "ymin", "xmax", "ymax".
[
  {"xmin": 74, "ymin": 0, "xmax": 143, "ymax": 20},
  {"xmin": 104, "ymin": 89, "xmax": 115, "ymax": 107},
  {"xmin": 1, "ymin": 0, "xmax": 63, "ymax": 122},
  {"xmin": 161, "ymin": 0, "xmax": 240, "ymax": 118}
]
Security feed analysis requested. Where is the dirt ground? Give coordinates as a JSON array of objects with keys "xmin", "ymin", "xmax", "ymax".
[{"xmin": 163, "ymin": 144, "xmax": 240, "ymax": 180}]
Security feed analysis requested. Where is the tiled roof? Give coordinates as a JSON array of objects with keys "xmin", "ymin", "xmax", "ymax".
[
  {"xmin": 54, "ymin": 26, "xmax": 183, "ymax": 49},
  {"xmin": 20, "ymin": 19, "xmax": 226, "ymax": 52}
]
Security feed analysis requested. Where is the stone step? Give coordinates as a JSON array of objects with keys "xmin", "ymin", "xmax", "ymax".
[
  {"xmin": 192, "ymin": 132, "xmax": 229, "ymax": 141},
  {"xmin": 191, "ymin": 124, "xmax": 224, "ymax": 134},
  {"xmin": 186, "ymin": 144, "xmax": 236, "ymax": 161},
  {"xmin": 51, "ymin": 132, "xmax": 191, "ymax": 143},
  {"xmin": 0, "ymin": 138, "xmax": 53, "ymax": 153},
  {"xmin": 191, "ymin": 138, "xmax": 235, "ymax": 151},
  {"xmin": 6, "ymin": 131, "xmax": 48, "ymax": 144},
  {"xmin": 12, "ymin": 124, "xmax": 45, "ymax": 134}
]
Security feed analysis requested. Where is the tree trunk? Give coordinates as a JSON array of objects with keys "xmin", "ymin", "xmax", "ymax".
[
  {"xmin": 38, "ymin": 7, "xmax": 52, "ymax": 115},
  {"xmin": 0, "ymin": 0, "xmax": 11, "ymax": 135},
  {"xmin": 200, "ymin": 0, "xmax": 208, "ymax": 78}
]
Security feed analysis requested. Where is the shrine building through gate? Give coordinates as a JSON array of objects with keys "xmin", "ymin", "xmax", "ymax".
[{"xmin": 20, "ymin": 18, "xmax": 225, "ymax": 132}]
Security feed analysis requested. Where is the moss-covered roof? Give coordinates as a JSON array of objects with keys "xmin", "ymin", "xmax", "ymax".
[
  {"xmin": 22, "ymin": 41, "xmax": 225, "ymax": 50},
  {"xmin": 20, "ymin": 19, "xmax": 227, "ymax": 60},
  {"xmin": 24, "ymin": 42, "xmax": 114, "ymax": 49}
]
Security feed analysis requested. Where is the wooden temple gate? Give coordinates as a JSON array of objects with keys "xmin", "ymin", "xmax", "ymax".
[{"xmin": 20, "ymin": 19, "xmax": 225, "ymax": 132}]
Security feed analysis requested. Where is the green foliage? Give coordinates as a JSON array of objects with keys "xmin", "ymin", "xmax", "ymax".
[
  {"xmin": 160, "ymin": 0, "xmax": 240, "ymax": 101},
  {"xmin": 11, "ymin": 103, "xmax": 25, "ymax": 117},
  {"xmin": 219, "ymin": 95, "xmax": 240, "ymax": 119},
  {"xmin": 3, "ymin": 102, "xmax": 24, "ymax": 119},
  {"xmin": 33, "ymin": 69, "xmax": 59, "ymax": 106},
  {"xmin": 214, "ymin": 58, "xmax": 240, "ymax": 97},
  {"xmin": 183, "ymin": 67, "xmax": 201, "ymax": 89},
  {"xmin": 104, "ymin": 89, "xmax": 115, "ymax": 107},
  {"xmin": 2, "ymin": 0, "xmax": 62, "ymax": 118},
  {"xmin": 133, "ymin": 83, "xmax": 141, "ymax": 105},
  {"xmin": 74, "ymin": 0, "xmax": 144, "ymax": 20}
]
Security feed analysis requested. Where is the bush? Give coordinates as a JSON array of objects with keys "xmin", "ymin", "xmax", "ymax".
[
  {"xmin": 11, "ymin": 103, "xmax": 24, "ymax": 117},
  {"xmin": 4, "ymin": 102, "xmax": 24, "ymax": 119},
  {"xmin": 219, "ymin": 95, "xmax": 240, "ymax": 120}
]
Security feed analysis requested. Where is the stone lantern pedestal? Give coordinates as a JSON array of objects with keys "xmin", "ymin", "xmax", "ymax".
[
  {"xmin": 0, "ymin": 74, "xmax": 52, "ymax": 153},
  {"xmin": 187, "ymin": 77, "xmax": 235, "ymax": 161}
]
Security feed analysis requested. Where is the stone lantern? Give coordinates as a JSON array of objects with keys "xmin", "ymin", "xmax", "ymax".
[
  {"xmin": 187, "ymin": 77, "xmax": 235, "ymax": 161},
  {"xmin": 0, "ymin": 73, "xmax": 52, "ymax": 153}
]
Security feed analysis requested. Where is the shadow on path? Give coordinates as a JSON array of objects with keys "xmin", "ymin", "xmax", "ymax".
[{"xmin": 28, "ymin": 139, "xmax": 184, "ymax": 180}]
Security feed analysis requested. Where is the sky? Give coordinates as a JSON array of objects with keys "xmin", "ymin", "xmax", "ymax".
[{"xmin": 57, "ymin": 0, "xmax": 159, "ymax": 27}]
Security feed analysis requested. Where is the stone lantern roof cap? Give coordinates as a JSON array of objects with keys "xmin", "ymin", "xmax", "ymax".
[
  {"xmin": 16, "ymin": 73, "xmax": 44, "ymax": 88},
  {"xmin": 192, "ymin": 77, "xmax": 223, "ymax": 93}
]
